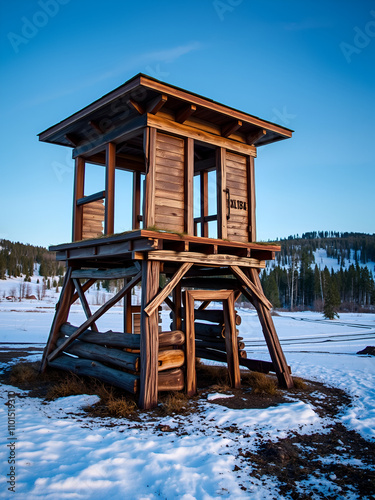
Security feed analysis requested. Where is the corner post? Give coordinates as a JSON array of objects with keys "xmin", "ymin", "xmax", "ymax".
[
  {"xmin": 144, "ymin": 127, "xmax": 156, "ymax": 228},
  {"xmin": 105, "ymin": 142, "xmax": 115, "ymax": 235},
  {"xmin": 72, "ymin": 157, "xmax": 85, "ymax": 241},
  {"xmin": 139, "ymin": 259, "xmax": 160, "ymax": 409},
  {"xmin": 217, "ymin": 147, "xmax": 227, "ymax": 239},
  {"xmin": 248, "ymin": 155, "xmax": 256, "ymax": 242},
  {"xmin": 185, "ymin": 137, "xmax": 194, "ymax": 235}
]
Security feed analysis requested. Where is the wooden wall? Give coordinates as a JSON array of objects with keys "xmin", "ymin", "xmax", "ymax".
[
  {"xmin": 82, "ymin": 199, "xmax": 104, "ymax": 239},
  {"xmin": 226, "ymin": 152, "xmax": 249, "ymax": 243},
  {"xmin": 154, "ymin": 132, "xmax": 185, "ymax": 233}
]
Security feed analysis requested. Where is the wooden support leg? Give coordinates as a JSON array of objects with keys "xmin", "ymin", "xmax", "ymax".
[
  {"xmin": 124, "ymin": 278, "xmax": 132, "ymax": 333},
  {"xmin": 139, "ymin": 260, "xmax": 160, "ymax": 409},
  {"xmin": 182, "ymin": 290, "xmax": 196, "ymax": 397},
  {"xmin": 223, "ymin": 292, "xmax": 241, "ymax": 389},
  {"xmin": 246, "ymin": 268, "xmax": 294, "ymax": 389},
  {"xmin": 40, "ymin": 267, "xmax": 75, "ymax": 373},
  {"xmin": 172, "ymin": 282, "xmax": 182, "ymax": 331}
]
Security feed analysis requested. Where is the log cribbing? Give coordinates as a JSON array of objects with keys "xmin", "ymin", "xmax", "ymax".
[{"xmin": 49, "ymin": 354, "xmax": 139, "ymax": 393}]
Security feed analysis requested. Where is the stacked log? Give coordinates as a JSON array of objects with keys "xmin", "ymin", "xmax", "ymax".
[
  {"xmin": 48, "ymin": 322, "xmax": 185, "ymax": 394},
  {"xmin": 82, "ymin": 199, "xmax": 104, "ymax": 239},
  {"xmin": 170, "ymin": 308, "xmax": 247, "ymax": 361}
]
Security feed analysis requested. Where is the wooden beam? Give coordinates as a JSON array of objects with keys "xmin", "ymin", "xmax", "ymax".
[
  {"xmin": 127, "ymin": 98, "xmax": 145, "ymax": 115},
  {"xmin": 246, "ymin": 268, "xmax": 294, "ymax": 389},
  {"xmin": 71, "ymin": 266, "xmax": 139, "ymax": 280},
  {"xmin": 139, "ymin": 260, "xmax": 160, "ymax": 409},
  {"xmin": 145, "ymin": 250, "xmax": 265, "ymax": 268},
  {"xmin": 146, "ymin": 94, "xmax": 167, "ymax": 114},
  {"xmin": 246, "ymin": 129, "xmax": 266, "ymax": 145},
  {"xmin": 72, "ymin": 114, "xmax": 147, "ymax": 159},
  {"xmin": 72, "ymin": 157, "xmax": 85, "ymax": 241},
  {"xmin": 77, "ymin": 190, "xmax": 105, "ymax": 206},
  {"xmin": 183, "ymin": 290, "xmax": 197, "ymax": 396},
  {"xmin": 176, "ymin": 104, "xmax": 196, "ymax": 124},
  {"xmin": 105, "ymin": 142, "xmax": 115, "ymax": 235},
  {"xmin": 222, "ymin": 120, "xmax": 242, "ymax": 138},
  {"xmin": 185, "ymin": 138, "xmax": 194, "ymax": 235},
  {"xmin": 172, "ymin": 282, "xmax": 181, "ymax": 330},
  {"xmin": 144, "ymin": 262, "xmax": 193, "ymax": 317},
  {"xmin": 217, "ymin": 147, "xmax": 227, "ymax": 239},
  {"xmin": 200, "ymin": 170, "xmax": 208, "ymax": 237},
  {"xmin": 85, "ymin": 151, "xmax": 146, "ymax": 173},
  {"xmin": 147, "ymin": 114, "xmax": 256, "ymax": 157},
  {"xmin": 223, "ymin": 292, "xmax": 241, "ymax": 388},
  {"xmin": 40, "ymin": 268, "xmax": 75, "ymax": 372},
  {"xmin": 65, "ymin": 133, "xmax": 80, "ymax": 147},
  {"xmin": 144, "ymin": 127, "xmax": 156, "ymax": 228},
  {"xmin": 194, "ymin": 157, "xmax": 216, "ymax": 173},
  {"xmin": 230, "ymin": 265, "xmax": 272, "ymax": 309},
  {"xmin": 47, "ymin": 272, "xmax": 142, "ymax": 363},
  {"xmin": 249, "ymin": 156, "xmax": 256, "ymax": 241},
  {"xmin": 89, "ymin": 120, "xmax": 104, "ymax": 134},
  {"xmin": 132, "ymin": 171, "xmax": 141, "ymax": 229},
  {"xmin": 72, "ymin": 278, "xmax": 98, "ymax": 332},
  {"xmin": 71, "ymin": 278, "xmax": 96, "ymax": 304}
]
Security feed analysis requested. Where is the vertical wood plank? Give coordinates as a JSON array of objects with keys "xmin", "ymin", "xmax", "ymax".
[
  {"xmin": 223, "ymin": 292, "xmax": 241, "ymax": 388},
  {"xmin": 144, "ymin": 127, "xmax": 156, "ymax": 228},
  {"xmin": 185, "ymin": 137, "xmax": 194, "ymax": 235},
  {"xmin": 183, "ymin": 291, "xmax": 196, "ymax": 396},
  {"xmin": 72, "ymin": 157, "xmax": 85, "ymax": 241},
  {"xmin": 249, "ymin": 155, "xmax": 256, "ymax": 242},
  {"xmin": 40, "ymin": 267, "xmax": 75, "ymax": 372},
  {"xmin": 139, "ymin": 260, "xmax": 160, "ymax": 409},
  {"xmin": 216, "ymin": 147, "xmax": 227, "ymax": 239},
  {"xmin": 132, "ymin": 171, "xmax": 141, "ymax": 229},
  {"xmin": 200, "ymin": 170, "xmax": 208, "ymax": 237},
  {"xmin": 105, "ymin": 142, "xmax": 116, "ymax": 235}
]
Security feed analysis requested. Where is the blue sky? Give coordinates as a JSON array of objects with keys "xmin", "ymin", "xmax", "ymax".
[{"xmin": 1, "ymin": 0, "xmax": 374, "ymax": 247}]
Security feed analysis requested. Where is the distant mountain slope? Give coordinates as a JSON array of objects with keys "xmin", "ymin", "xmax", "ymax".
[{"xmin": 262, "ymin": 232, "xmax": 375, "ymax": 312}]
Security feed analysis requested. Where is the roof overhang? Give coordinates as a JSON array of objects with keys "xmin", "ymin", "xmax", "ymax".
[{"xmin": 38, "ymin": 73, "xmax": 293, "ymax": 150}]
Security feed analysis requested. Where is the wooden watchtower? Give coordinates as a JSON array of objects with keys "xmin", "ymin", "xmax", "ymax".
[{"xmin": 39, "ymin": 74, "xmax": 294, "ymax": 409}]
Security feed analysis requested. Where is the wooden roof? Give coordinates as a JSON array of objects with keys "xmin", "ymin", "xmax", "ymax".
[{"xmin": 38, "ymin": 73, "xmax": 293, "ymax": 150}]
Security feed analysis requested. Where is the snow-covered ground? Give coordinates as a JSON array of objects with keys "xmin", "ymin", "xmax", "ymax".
[{"xmin": 0, "ymin": 285, "xmax": 375, "ymax": 499}]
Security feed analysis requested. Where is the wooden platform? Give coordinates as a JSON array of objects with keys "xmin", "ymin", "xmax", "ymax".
[{"xmin": 50, "ymin": 229, "xmax": 280, "ymax": 269}]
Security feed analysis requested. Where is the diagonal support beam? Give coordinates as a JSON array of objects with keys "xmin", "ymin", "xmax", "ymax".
[
  {"xmin": 246, "ymin": 129, "xmax": 266, "ymax": 145},
  {"xmin": 147, "ymin": 94, "xmax": 168, "ymax": 114},
  {"xmin": 71, "ymin": 279, "xmax": 96, "ymax": 304},
  {"xmin": 230, "ymin": 265, "xmax": 272, "ymax": 310},
  {"xmin": 144, "ymin": 263, "xmax": 193, "ymax": 317},
  {"xmin": 222, "ymin": 120, "xmax": 242, "ymax": 138},
  {"xmin": 72, "ymin": 278, "xmax": 98, "ymax": 332},
  {"xmin": 47, "ymin": 271, "xmax": 142, "ymax": 363},
  {"xmin": 176, "ymin": 104, "xmax": 196, "ymax": 124}
]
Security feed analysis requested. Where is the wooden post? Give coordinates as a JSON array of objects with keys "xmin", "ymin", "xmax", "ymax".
[
  {"xmin": 217, "ymin": 147, "xmax": 227, "ymax": 239},
  {"xmin": 124, "ymin": 278, "xmax": 132, "ymax": 333},
  {"xmin": 183, "ymin": 290, "xmax": 197, "ymax": 397},
  {"xmin": 139, "ymin": 260, "xmax": 160, "ymax": 409},
  {"xmin": 144, "ymin": 127, "xmax": 156, "ymax": 228},
  {"xmin": 105, "ymin": 142, "xmax": 115, "ymax": 235},
  {"xmin": 40, "ymin": 267, "xmax": 75, "ymax": 372},
  {"xmin": 172, "ymin": 282, "xmax": 182, "ymax": 331},
  {"xmin": 246, "ymin": 268, "xmax": 294, "ymax": 389},
  {"xmin": 200, "ymin": 170, "xmax": 208, "ymax": 237},
  {"xmin": 185, "ymin": 137, "xmax": 194, "ymax": 235},
  {"xmin": 223, "ymin": 292, "xmax": 241, "ymax": 388},
  {"xmin": 72, "ymin": 157, "xmax": 85, "ymax": 241},
  {"xmin": 248, "ymin": 155, "xmax": 256, "ymax": 242},
  {"xmin": 132, "ymin": 171, "xmax": 141, "ymax": 229}
]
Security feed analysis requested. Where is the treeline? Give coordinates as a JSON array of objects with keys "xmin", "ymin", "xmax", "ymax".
[
  {"xmin": 0, "ymin": 240, "xmax": 64, "ymax": 280},
  {"xmin": 262, "ymin": 232, "xmax": 375, "ymax": 312},
  {"xmin": 274, "ymin": 232, "xmax": 375, "ymax": 267}
]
